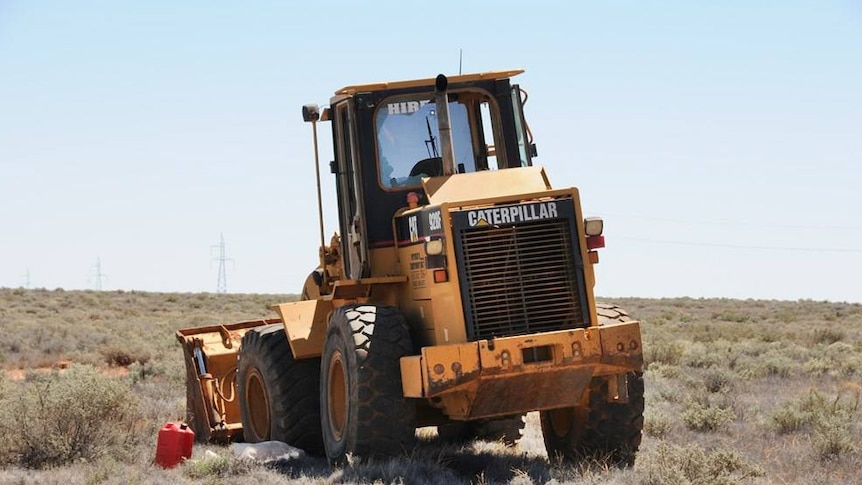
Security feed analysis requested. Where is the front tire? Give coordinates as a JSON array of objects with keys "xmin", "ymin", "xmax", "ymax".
[
  {"xmin": 320, "ymin": 305, "xmax": 416, "ymax": 463},
  {"xmin": 540, "ymin": 304, "xmax": 645, "ymax": 467},
  {"xmin": 237, "ymin": 324, "xmax": 323, "ymax": 453}
]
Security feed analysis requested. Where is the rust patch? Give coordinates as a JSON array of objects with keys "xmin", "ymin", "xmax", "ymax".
[
  {"xmin": 468, "ymin": 366, "xmax": 594, "ymax": 418},
  {"xmin": 427, "ymin": 369, "xmax": 481, "ymax": 395}
]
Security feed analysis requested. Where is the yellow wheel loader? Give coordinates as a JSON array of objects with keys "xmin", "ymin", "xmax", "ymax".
[{"xmin": 177, "ymin": 70, "xmax": 645, "ymax": 466}]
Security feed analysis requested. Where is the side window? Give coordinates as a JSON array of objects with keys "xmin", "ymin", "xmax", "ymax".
[
  {"xmin": 479, "ymin": 102, "xmax": 499, "ymax": 170},
  {"xmin": 511, "ymin": 86, "xmax": 531, "ymax": 167}
]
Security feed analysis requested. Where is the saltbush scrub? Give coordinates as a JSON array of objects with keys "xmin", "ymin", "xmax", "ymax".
[
  {"xmin": 645, "ymin": 362, "xmax": 682, "ymax": 379},
  {"xmin": 0, "ymin": 364, "xmax": 141, "ymax": 468},
  {"xmin": 681, "ymin": 401, "xmax": 735, "ymax": 432},
  {"xmin": 769, "ymin": 390, "xmax": 858, "ymax": 436},
  {"xmin": 646, "ymin": 340, "xmax": 685, "ymax": 366},
  {"xmin": 812, "ymin": 327, "xmax": 845, "ymax": 345},
  {"xmin": 769, "ymin": 389, "xmax": 860, "ymax": 460},
  {"xmin": 639, "ymin": 443, "xmax": 764, "ymax": 485},
  {"xmin": 703, "ymin": 369, "xmax": 734, "ymax": 394},
  {"xmin": 813, "ymin": 416, "xmax": 858, "ymax": 461},
  {"xmin": 681, "ymin": 343, "xmax": 724, "ymax": 369},
  {"xmin": 183, "ymin": 454, "xmax": 246, "ymax": 479},
  {"xmin": 644, "ymin": 410, "xmax": 672, "ymax": 438}
]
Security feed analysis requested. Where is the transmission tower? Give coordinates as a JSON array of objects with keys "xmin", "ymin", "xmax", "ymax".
[
  {"xmin": 212, "ymin": 233, "xmax": 233, "ymax": 294},
  {"xmin": 92, "ymin": 257, "xmax": 107, "ymax": 291}
]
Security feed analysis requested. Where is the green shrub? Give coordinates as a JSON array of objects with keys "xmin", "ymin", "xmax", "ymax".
[
  {"xmin": 681, "ymin": 401, "xmax": 735, "ymax": 432},
  {"xmin": 0, "ymin": 364, "xmax": 141, "ymax": 468},
  {"xmin": 646, "ymin": 362, "xmax": 682, "ymax": 379},
  {"xmin": 644, "ymin": 411, "xmax": 672, "ymax": 438},
  {"xmin": 702, "ymin": 369, "xmax": 734, "ymax": 394},
  {"xmin": 738, "ymin": 353, "xmax": 797, "ymax": 379},
  {"xmin": 712, "ymin": 311, "xmax": 750, "ymax": 323},
  {"xmin": 769, "ymin": 389, "xmax": 859, "ymax": 447},
  {"xmin": 812, "ymin": 327, "xmax": 845, "ymax": 345},
  {"xmin": 770, "ymin": 403, "xmax": 813, "ymax": 434},
  {"xmin": 761, "ymin": 356, "xmax": 795, "ymax": 378},
  {"xmin": 803, "ymin": 357, "xmax": 832, "ymax": 376},
  {"xmin": 184, "ymin": 454, "xmax": 253, "ymax": 479},
  {"xmin": 101, "ymin": 346, "xmax": 151, "ymax": 367},
  {"xmin": 647, "ymin": 340, "xmax": 685, "ymax": 366},
  {"xmin": 681, "ymin": 343, "xmax": 724, "ymax": 369},
  {"xmin": 813, "ymin": 416, "xmax": 858, "ymax": 461},
  {"xmin": 639, "ymin": 443, "xmax": 764, "ymax": 485}
]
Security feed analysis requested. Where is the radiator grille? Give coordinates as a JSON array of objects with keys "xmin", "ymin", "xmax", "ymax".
[{"xmin": 457, "ymin": 219, "xmax": 585, "ymax": 340}]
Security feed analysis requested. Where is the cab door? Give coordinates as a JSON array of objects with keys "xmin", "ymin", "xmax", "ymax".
[{"xmin": 332, "ymin": 100, "xmax": 368, "ymax": 280}]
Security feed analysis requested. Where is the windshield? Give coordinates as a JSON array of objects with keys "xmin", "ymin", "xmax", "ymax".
[{"xmin": 375, "ymin": 95, "xmax": 475, "ymax": 189}]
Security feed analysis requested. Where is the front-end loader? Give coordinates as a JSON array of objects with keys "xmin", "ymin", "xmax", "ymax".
[{"xmin": 176, "ymin": 69, "xmax": 645, "ymax": 465}]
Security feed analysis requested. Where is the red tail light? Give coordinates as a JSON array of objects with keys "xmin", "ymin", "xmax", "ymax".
[{"xmin": 587, "ymin": 235, "xmax": 605, "ymax": 250}]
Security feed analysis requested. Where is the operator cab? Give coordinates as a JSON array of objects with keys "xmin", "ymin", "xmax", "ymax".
[{"xmin": 327, "ymin": 70, "xmax": 534, "ymax": 279}]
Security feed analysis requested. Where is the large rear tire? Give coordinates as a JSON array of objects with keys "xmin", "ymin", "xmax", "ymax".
[
  {"xmin": 237, "ymin": 324, "xmax": 323, "ymax": 453},
  {"xmin": 540, "ymin": 304, "xmax": 644, "ymax": 467},
  {"xmin": 437, "ymin": 414, "xmax": 526, "ymax": 446},
  {"xmin": 320, "ymin": 305, "xmax": 416, "ymax": 463}
]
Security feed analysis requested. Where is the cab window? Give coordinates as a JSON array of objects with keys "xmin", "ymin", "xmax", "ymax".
[{"xmin": 375, "ymin": 94, "xmax": 479, "ymax": 189}]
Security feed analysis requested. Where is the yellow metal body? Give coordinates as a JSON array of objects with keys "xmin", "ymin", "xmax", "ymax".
[
  {"xmin": 400, "ymin": 322, "xmax": 642, "ymax": 419},
  {"xmin": 335, "ymin": 69, "xmax": 525, "ymax": 96},
  {"xmin": 176, "ymin": 70, "xmax": 644, "ymax": 441},
  {"xmin": 390, "ymin": 168, "xmax": 599, "ymax": 348}
]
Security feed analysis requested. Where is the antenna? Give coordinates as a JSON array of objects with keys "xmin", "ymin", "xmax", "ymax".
[
  {"xmin": 211, "ymin": 233, "xmax": 233, "ymax": 294},
  {"xmin": 92, "ymin": 258, "xmax": 107, "ymax": 291},
  {"xmin": 459, "ymin": 48, "xmax": 463, "ymax": 75}
]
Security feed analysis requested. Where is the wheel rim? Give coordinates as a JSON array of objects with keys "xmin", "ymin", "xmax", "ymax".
[
  {"xmin": 245, "ymin": 369, "xmax": 270, "ymax": 440},
  {"xmin": 327, "ymin": 350, "xmax": 347, "ymax": 441}
]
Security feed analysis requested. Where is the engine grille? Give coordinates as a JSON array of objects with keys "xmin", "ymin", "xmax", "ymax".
[{"xmin": 456, "ymin": 218, "xmax": 586, "ymax": 340}]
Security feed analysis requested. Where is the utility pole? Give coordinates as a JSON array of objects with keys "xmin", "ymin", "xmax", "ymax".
[
  {"xmin": 93, "ymin": 258, "xmax": 107, "ymax": 291},
  {"xmin": 212, "ymin": 233, "xmax": 232, "ymax": 294}
]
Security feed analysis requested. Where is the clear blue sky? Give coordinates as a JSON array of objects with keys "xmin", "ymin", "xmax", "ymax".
[{"xmin": 1, "ymin": 1, "xmax": 861, "ymax": 302}]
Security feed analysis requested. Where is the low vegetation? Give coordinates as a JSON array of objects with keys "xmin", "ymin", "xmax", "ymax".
[{"xmin": 1, "ymin": 288, "xmax": 860, "ymax": 484}]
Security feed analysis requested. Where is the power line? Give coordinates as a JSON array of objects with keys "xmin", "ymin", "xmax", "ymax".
[
  {"xmin": 604, "ymin": 213, "xmax": 862, "ymax": 231},
  {"xmin": 616, "ymin": 235, "xmax": 862, "ymax": 253}
]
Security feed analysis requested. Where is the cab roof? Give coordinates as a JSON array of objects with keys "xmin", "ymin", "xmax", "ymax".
[{"xmin": 334, "ymin": 69, "xmax": 524, "ymax": 96}]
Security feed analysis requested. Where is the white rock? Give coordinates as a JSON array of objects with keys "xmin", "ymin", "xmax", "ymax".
[{"xmin": 230, "ymin": 441, "xmax": 306, "ymax": 462}]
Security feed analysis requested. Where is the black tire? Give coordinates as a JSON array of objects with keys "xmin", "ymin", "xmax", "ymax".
[
  {"xmin": 540, "ymin": 303, "xmax": 644, "ymax": 467},
  {"xmin": 320, "ymin": 305, "xmax": 416, "ymax": 463},
  {"xmin": 437, "ymin": 414, "xmax": 526, "ymax": 446},
  {"xmin": 237, "ymin": 324, "xmax": 323, "ymax": 454}
]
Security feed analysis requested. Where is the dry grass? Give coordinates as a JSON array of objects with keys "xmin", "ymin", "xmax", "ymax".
[{"xmin": 1, "ymin": 288, "xmax": 861, "ymax": 484}]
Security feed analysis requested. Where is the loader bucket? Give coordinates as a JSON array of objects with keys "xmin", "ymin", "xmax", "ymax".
[{"xmin": 176, "ymin": 319, "xmax": 278, "ymax": 442}]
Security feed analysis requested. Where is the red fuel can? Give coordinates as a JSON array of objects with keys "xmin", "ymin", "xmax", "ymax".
[{"xmin": 154, "ymin": 422, "xmax": 194, "ymax": 468}]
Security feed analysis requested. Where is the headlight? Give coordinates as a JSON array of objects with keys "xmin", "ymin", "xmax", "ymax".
[
  {"xmin": 425, "ymin": 239, "xmax": 445, "ymax": 255},
  {"xmin": 584, "ymin": 217, "xmax": 604, "ymax": 236}
]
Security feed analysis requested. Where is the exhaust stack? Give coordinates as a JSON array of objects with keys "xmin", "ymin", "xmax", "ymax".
[{"xmin": 434, "ymin": 74, "xmax": 456, "ymax": 176}]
